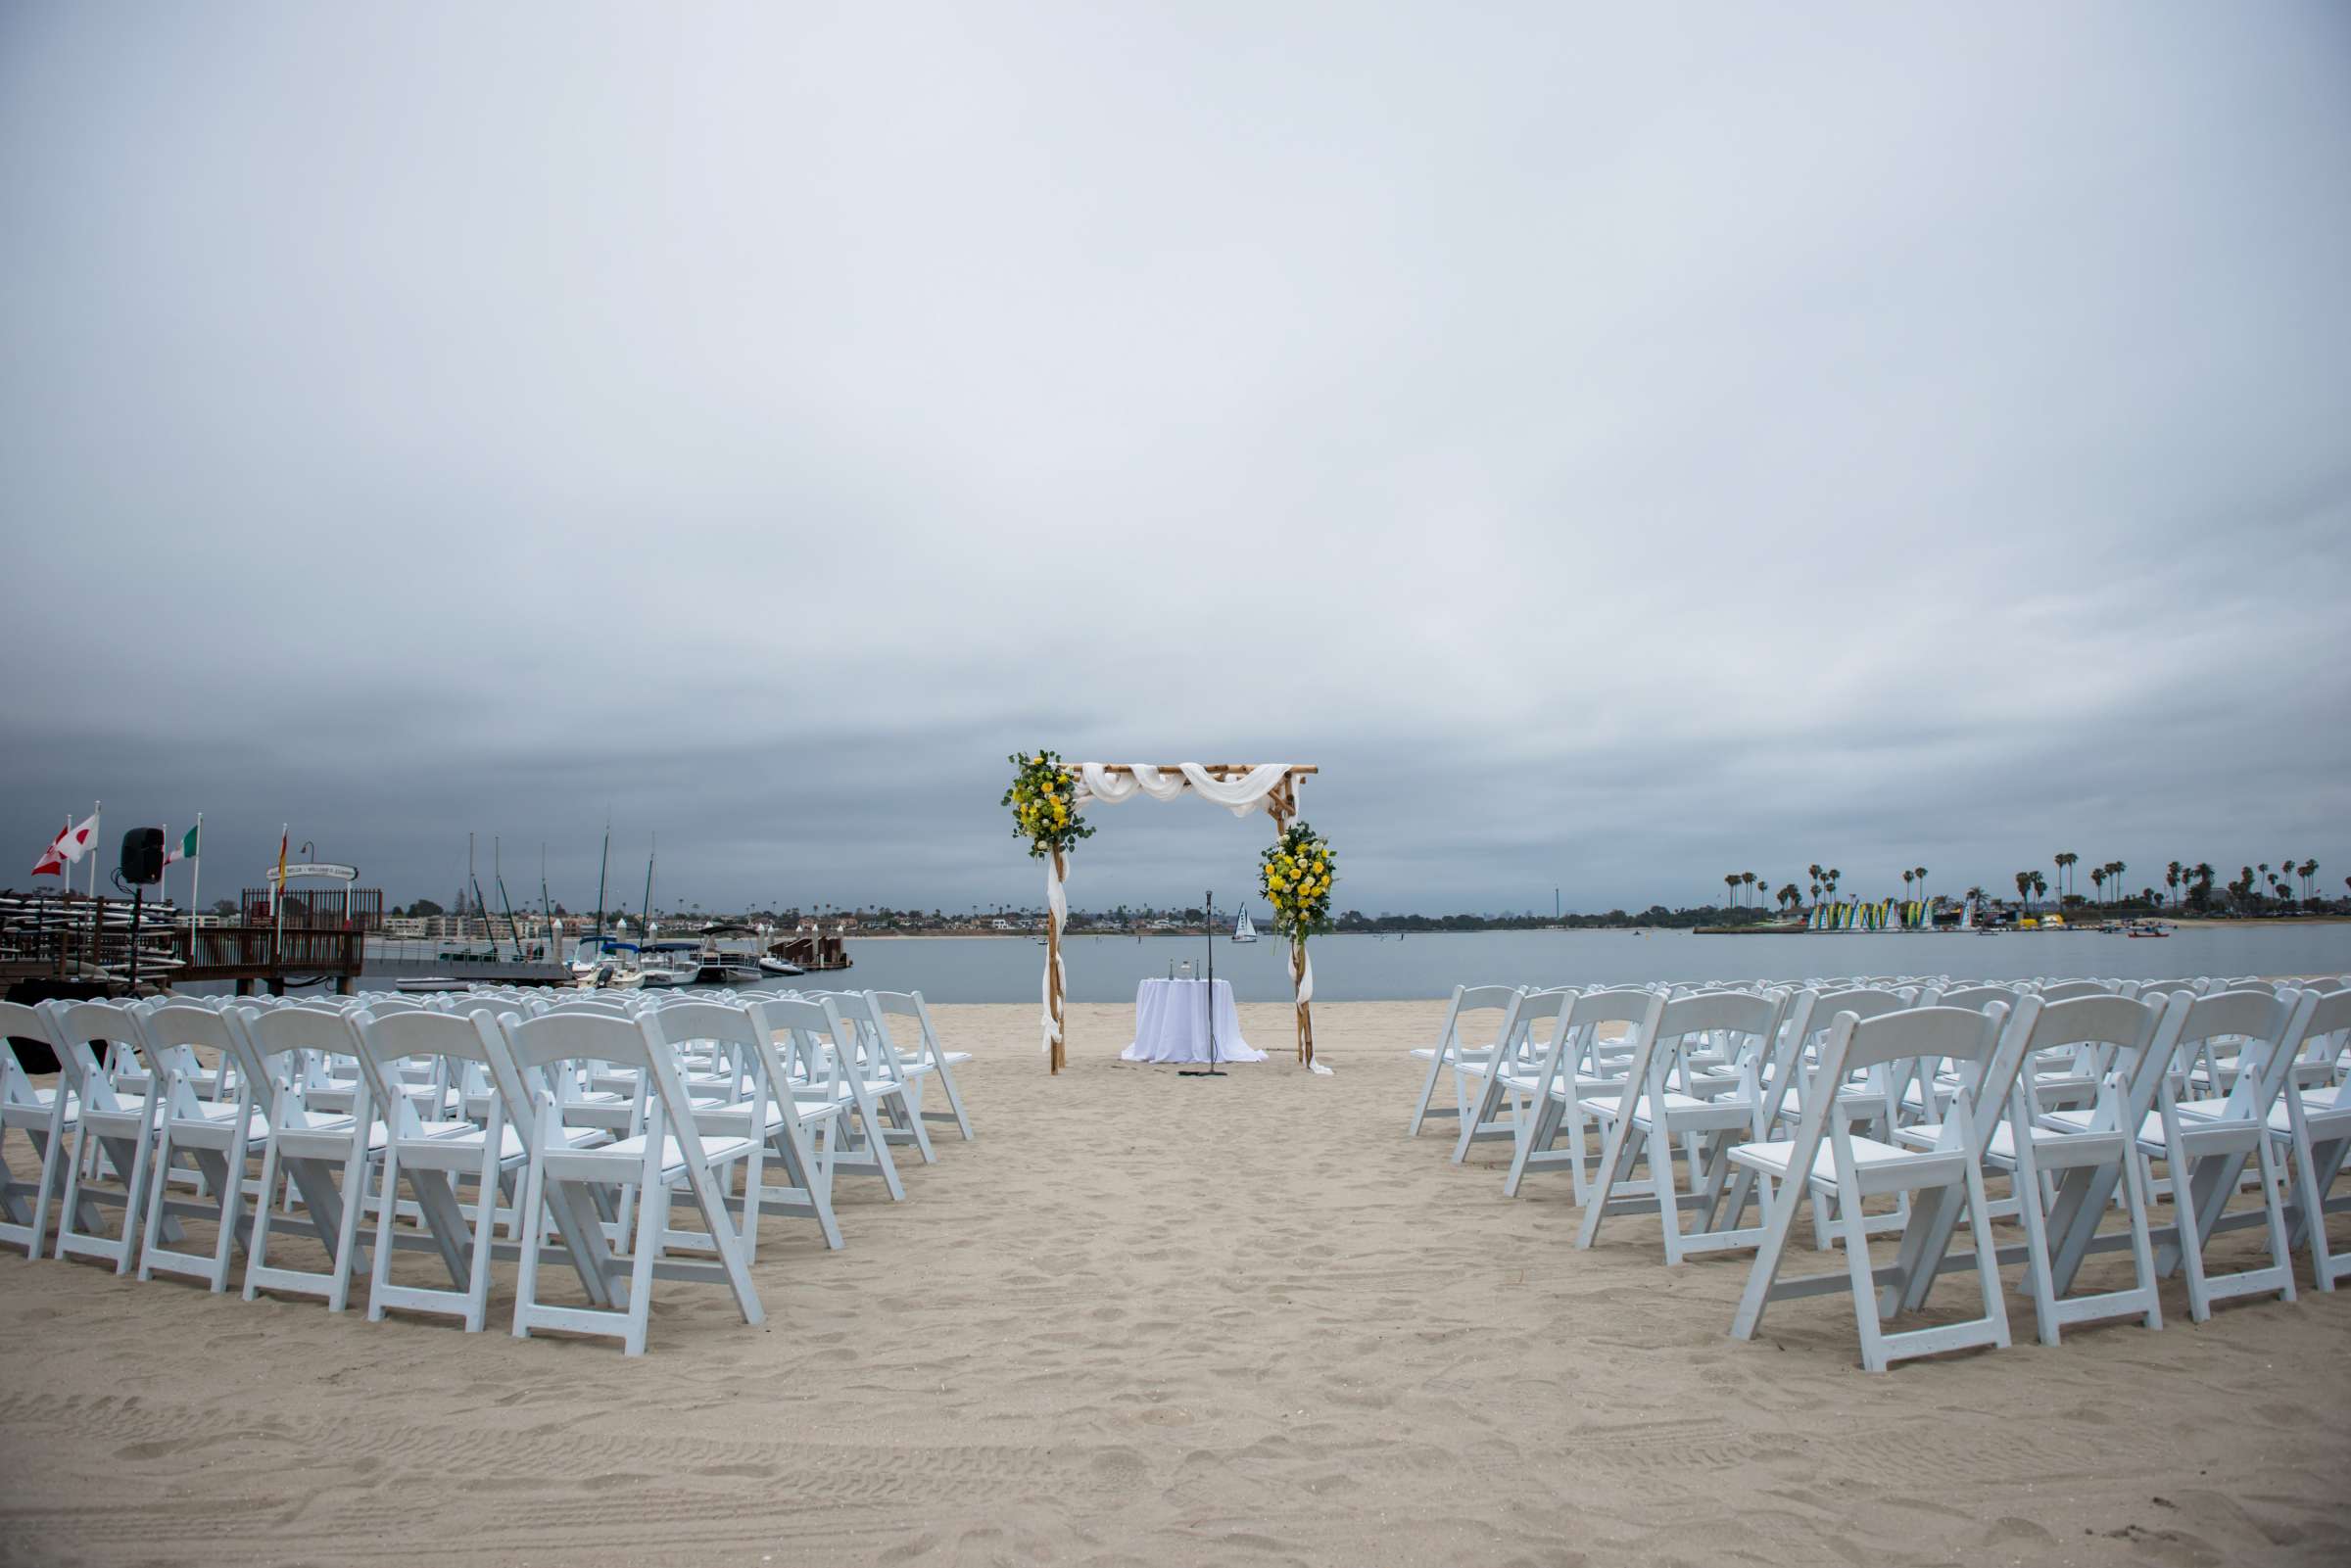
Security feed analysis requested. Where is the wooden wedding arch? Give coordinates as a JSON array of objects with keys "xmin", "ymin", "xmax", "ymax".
[{"xmin": 1039, "ymin": 762, "xmax": 1319, "ymax": 1074}]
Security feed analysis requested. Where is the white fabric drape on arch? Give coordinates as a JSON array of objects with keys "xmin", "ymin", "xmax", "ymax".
[
  {"xmin": 1074, "ymin": 762, "xmax": 1297, "ymax": 817},
  {"xmin": 1041, "ymin": 854, "xmax": 1068, "ymax": 1055}
]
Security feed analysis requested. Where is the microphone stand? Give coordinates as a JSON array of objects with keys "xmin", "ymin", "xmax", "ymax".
[{"xmin": 1179, "ymin": 889, "xmax": 1225, "ymax": 1078}]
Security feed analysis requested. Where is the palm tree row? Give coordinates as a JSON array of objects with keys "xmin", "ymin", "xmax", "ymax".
[{"xmin": 1717, "ymin": 853, "xmax": 2325, "ymax": 920}]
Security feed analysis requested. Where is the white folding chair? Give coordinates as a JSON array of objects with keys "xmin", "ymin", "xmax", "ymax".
[
  {"xmin": 660, "ymin": 998, "xmax": 846, "ymax": 1254},
  {"xmin": 772, "ymin": 995, "xmax": 908, "ymax": 1201},
  {"xmin": 810, "ymin": 990, "xmax": 936, "ymax": 1167},
  {"xmin": 1406, "ymin": 986, "xmax": 1522, "ymax": 1138},
  {"xmin": 1895, "ymin": 992, "xmax": 2184, "ymax": 1344},
  {"xmin": 869, "ymin": 990, "xmax": 974, "ymax": 1141},
  {"xmin": 1498, "ymin": 988, "xmax": 1654, "ymax": 1201},
  {"xmin": 350, "ymin": 1005, "xmax": 583, "ymax": 1332},
  {"xmin": 40, "ymin": 1000, "xmax": 168, "ymax": 1273},
  {"xmin": 1448, "ymin": 990, "xmax": 1552, "ymax": 1163},
  {"xmin": 1576, "ymin": 990, "xmax": 1795, "ymax": 1262},
  {"xmin": 492, "ymin": 1009, "xmax": 763, "ymax": 1354},
  {"xmin": 129, "ymin": 1001, "xmax": 271, "ymax": 1291},
  {"xmin": 1728, "ymin": 1004, "xmax": 2014, "ymax": 1371},
  {"xmin": 1, "ymin": 1002, "xmax": 78, "ymax": 1259},
  {"xmin": 2137, "ymin": 986, "xmax": 2313, "ymax": 1319},
  {"xmin": 2273, "ymin": 989, "xmax": 2351, "ymax": 1288},
  {"xmin": 228, "ymin": 1004, "xmax": 383, "ymax": 1307}
]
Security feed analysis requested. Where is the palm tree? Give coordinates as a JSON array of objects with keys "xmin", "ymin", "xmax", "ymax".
[
  {"xmin": 2090, "ymin": 866, "xmax": 2106, "ymax": 904},
  {"xmin": 2015, "ymin": 870, "xmax": 2034, "ymax": 910},
  {"xmin": 1825, "ymin": 868, "xmax": 1842, "ymax": 901},
  {"xmin": 2031, "ymin": 871, "xmax": 2047, "ymax": 909},
  {"xmin": 2166, "ymin": 861, "xmax": 2182, "ymax": 907},
  {"xmin": 2301, "ymin": 858, "xmax": 2319, "ymax": 900},
  {"xmin": 1742, "ymin": 871, "xmax": 1758, "ymax": 909},
  {"xmin": 1723, "ymin": 872, "xmax": 1740, "ymax": 909},
  {"xmin": 2055, "ymin": 852, "xmax": 2077, "ymax": 904},
  {"xmin": 1902, "ymin": 868, "xmax": 1915, "ymax": 900},
  {"xmin": 1777, "ymin": 882, "xmax": 1801, "ymax": 915},
  {"xmin": 1915, "ymin": 867, "xmax": 1929, "ymax": 905}
]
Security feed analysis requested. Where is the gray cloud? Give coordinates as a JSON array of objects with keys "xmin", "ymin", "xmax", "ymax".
[{"xmin": 4, "ymin": 3, "xmax": 2348, "ymax": 916}]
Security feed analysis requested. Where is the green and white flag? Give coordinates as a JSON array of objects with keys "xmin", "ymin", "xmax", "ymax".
[{"xmin": 165, "ymin": 821, "xmax": 199, "ymax": 865}]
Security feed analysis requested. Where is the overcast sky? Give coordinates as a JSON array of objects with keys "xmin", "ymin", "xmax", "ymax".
[{"xmin": 3, "ymin": 3, "xmax": 2347, "ymax": 918}]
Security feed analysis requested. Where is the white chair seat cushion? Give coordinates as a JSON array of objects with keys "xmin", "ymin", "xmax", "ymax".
[
  {"xmin": 1893, "ymin": 1120, "xmax": 2066, "ymax": 1160},
  {"xmin": 170, "ymin": 1107, "xmax": 270, "ymax": 1140},
  {"xmin": 596, "ymin": 1133, "xmax": 758, "ymax": 1170},
  {"xmin": 1727, "ymin": 1133, "xmax": 1945, "ymax": 1184},
  {"xmin": 2271, "ymin": 1088, "xmax": 2351, "ymax": 1133},
  {"xmin": 1579, "ymin": 1089, "xmax": 1724, "ymax": 1122}
]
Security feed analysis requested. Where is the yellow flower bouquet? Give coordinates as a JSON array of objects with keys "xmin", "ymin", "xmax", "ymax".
[
  {"xmin": 1001, "ymin": 749, "xmax": 1093, "ymax": 860},
  {"xmin": 1259, "ymin": 821, "xmax": 1337, "ymax": 939}
]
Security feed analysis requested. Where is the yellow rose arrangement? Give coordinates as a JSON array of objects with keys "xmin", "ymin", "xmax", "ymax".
[
  {"xmin": 1260, "ymin": 821, "xmax": 1337, "ymax": 939},
  {"xmin": 1002, "ymin": 749, "xmax": 1093, "ymax": 859}
]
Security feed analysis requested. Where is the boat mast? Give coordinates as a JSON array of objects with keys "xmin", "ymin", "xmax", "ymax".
[
  {"xmin": 641, "ymin": 832, "xmax": 657, "ymax": 942},
  {"xmin": 593, "ymin": 816, "xmax": 610, "ymax": 950},
  {"xmin": 493, "ymin": 835, "xmax": 524, "ymax": 961},
  {"xmin": 468, "ymin": 831, "xmax": 494, "ymax": 964}
]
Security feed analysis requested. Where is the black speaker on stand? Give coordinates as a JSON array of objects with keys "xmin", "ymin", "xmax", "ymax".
[{"xmin": 119, "ymin": 828, "xmax": 165, "ymax": 988}]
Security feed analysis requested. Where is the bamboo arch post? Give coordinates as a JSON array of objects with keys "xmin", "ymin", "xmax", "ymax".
[{"xmin": 1267, "ymin": 778, "xmax": 1315, "ymax": 1069}]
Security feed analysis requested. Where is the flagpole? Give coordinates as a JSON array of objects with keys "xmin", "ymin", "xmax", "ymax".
[
  {"xmin": 189, "ymin": 814, "xmax": 203, "ymax": 934},
  {"xmin": 58, "ymin": 812, "xmax": 72, "ymax": 974},
  {"xmin": 273, "ymin": 822, "xmax": 288, "ymax": 974},
  {"xmin": 87, "ymin": 800, "xmax": 101, "ymax": 900}
]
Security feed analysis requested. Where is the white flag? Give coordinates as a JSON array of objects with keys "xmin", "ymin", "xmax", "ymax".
[{"xmin": 59, "ymin": 811, "xmax": 100, "ymax": 864}]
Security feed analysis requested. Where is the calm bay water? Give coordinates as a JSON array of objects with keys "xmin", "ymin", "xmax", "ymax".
[{"xmin": 810, "ymin": 926, "xmax": 2351, "ymax": 1005}]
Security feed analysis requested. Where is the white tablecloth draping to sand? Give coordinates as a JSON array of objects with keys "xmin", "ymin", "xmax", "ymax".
[{"xmin": 1122, "ymin": 977, "xmax": 1266, "ymax": 1064}]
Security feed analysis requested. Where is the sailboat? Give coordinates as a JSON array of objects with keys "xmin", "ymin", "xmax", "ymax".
[{"xmin": 1231, "ymin": 905, "xmax": 1259, "ymax": 943}]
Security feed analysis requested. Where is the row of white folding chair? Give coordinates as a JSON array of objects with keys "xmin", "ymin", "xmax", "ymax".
[
  {"xmin": 1410, "ymin": 975, "xmax": 2345, "ymax": 1368},
  {"xmin": 8, "ymin": 995, "xmax": 783, "ymax": 1353},
  {"xmin": 1716, "ymin": 986, "xmax": 2331, "ymax": 1365}
]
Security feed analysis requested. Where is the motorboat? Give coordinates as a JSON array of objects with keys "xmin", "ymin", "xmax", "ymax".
[
  {"xmin": 638, "ymin": 941, "xmax": 700, "ymax": 987},
  {"xmin": 758, "ymin": 954, "xmax": 805, "ymax": 976}
]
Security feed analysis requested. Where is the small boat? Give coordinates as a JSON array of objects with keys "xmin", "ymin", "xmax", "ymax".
[
  {"xmin": 638, "ymin": 941, "xmax": 699, "ymax": 987},
  {"xmin": 1231, "ymin": 906, "xmax": 1259, "ymax": 944},
  {"xmin": 758, "ymin": 955, "xmax": 805, "ymax": 976},
  {"xmin": 395, "ymin": 975, "xmax": 461, "ymax": 993}
]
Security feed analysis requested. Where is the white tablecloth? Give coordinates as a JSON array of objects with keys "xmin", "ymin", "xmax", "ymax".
[{"xmin": 1121, "ymin": 977, "xmax": 1266, "ymax": 1064}]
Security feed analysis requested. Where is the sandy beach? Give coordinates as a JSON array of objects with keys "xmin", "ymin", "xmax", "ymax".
[{"xmin": 4, "ymin": 999, "xmax": 2349, "ymax": 1566}]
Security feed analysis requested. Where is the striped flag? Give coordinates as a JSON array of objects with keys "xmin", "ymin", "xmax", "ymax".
[{"xmin": 164, "ymin": 822, "xmax": 200, "ymax": 866}]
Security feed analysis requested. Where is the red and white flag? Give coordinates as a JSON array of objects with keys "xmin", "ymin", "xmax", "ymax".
[
  {"xmin": 30, "ymin": 826, "xmax": 68, "ymax": 878},
  {"xmin": 29, "ymin": 812, "xmax": 98, "ymax": 877}
]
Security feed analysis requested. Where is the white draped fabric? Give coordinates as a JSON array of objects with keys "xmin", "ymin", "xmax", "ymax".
[
  {"xmin": 1121, "ymin": 977, "xmax": 1265, "ymax": 1064},
  {"xmin": 1075, "ymin": 762, "xmax": 1298, "ymax": 819},
  {"xmin": 1041, "ymin": 854, "xmax": 1068, "ymax": 1055}
]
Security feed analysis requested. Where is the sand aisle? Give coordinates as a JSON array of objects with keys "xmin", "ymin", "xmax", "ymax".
[{"xmin": 3, "ymin": 1000, "xmax": 2348, "ymax": 1565}]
